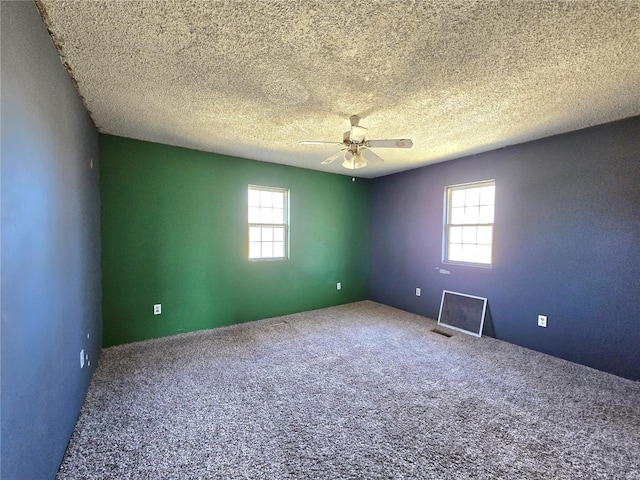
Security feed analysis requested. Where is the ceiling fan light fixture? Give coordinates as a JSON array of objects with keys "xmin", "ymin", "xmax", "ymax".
[{"xmin": 342, "ymin": 153, "xmax": 366, "ymax": 170}]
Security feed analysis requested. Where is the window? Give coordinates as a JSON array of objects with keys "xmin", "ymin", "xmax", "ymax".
[
  {"xmin": 444, "ymin": 180, "xmax": 495, "ymax": 266},
  {"xmin": 248, "ymin": 185, "xmax": 288, "ymax": 260}
]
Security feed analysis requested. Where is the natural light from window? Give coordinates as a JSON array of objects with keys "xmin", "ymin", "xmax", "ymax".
[
  {"xmin": 445, "ymin": 180, "xmax": 495, "ymax": 266},
  {"xmin": 248, "ymin": 185, "xmax": 288, "ymax": 260}
]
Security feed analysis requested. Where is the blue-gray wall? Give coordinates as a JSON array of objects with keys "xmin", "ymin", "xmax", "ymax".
[
  {"xmin": 1, "ymin": 2, "xmax": 102, "ymax": 478},
  {"xmin": 369, "ymin": 117, "xmax": 640, "ymax": 381}
]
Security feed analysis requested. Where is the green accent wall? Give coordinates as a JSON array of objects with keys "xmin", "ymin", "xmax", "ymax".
[{"xmin": 100, "ymin": 135, "xmax": 369, "ymax": 347}]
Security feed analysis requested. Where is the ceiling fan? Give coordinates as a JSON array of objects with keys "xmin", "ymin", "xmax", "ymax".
[{"xmin": 300, "ymin": 115, "xmax": 413, "ymax": 170}]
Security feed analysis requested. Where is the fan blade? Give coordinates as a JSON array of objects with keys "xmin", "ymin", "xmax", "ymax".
[
  {"xmin": 300, "ymin": 140, "xmax": 343, "ymax": 146},
  {"xmin": 350, "ymin": 125, "xmax": 368, "ymax": 143},
  {"xmin": 361, "ymin": 148, "xmax": 384, "ymax": 164},
  {"xmin": 320, "ymin": 150, "xmax": 346, "ymax": 165},
  {"xmin": 366, "ymin": 139, "xmax": 413, "ymax": 148}
]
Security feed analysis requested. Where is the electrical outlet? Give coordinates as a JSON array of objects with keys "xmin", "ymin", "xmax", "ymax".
[
  {"xmin": 337, "ymin": 282, "xmax": 342, "ymax": 290},
  {"xmin": 416, "ymin": 288, "xmax": 421, "ymax": 297},
  {"xmin": 538, "ymin": 315, "xmax": 547, "ymax": 328},
  {"xmin": 80, "ymin": 349, "xmax": 85, "ymax": 368},
  {"xmin": 154, "ymin": 304, "xmax": 162, "ymax": 315}
]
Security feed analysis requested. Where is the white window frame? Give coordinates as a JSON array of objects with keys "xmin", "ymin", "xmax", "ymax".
[
  {"xmin": 443, "ymin": 180, "xmax": 495, "ymax": 267},
  {"xmin": 248, "ymin": 185, "xmax": 289, "ymax": 261}
]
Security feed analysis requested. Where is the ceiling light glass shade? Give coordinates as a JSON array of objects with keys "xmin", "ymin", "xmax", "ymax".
[{"xmin": 342, "ymin": 153, "xmax": 367, "ymax": 169}]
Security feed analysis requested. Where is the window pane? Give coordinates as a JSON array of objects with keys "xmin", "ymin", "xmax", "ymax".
[
  {"xmin": 262, "ymin": 226, "xmax": 273, "ymax": 241},
  {"xmin": 480, "ymin": 185, "xmax": 495, "ymax": 205},
  {"xmin": 260, "ymin": 191, "xmax": 272, "ymax": 207},
  {"xmin": 277, "ymin": 208, "xmax": 286, "ymax": 224},
  {"xmin": 248, "ymin": 189, "xmax": 260, "ymax": 207},
  {"xmin": 249, "ymin": 226, "xmax": 261, "ymax": 242},
  {"xmin": 272, "ymin": 192, "xmax": 284, "ymax": 208},
  {"xmin": 449, "ymin": 244, "xmax": 463, "ymax": 262},
  {"xmin": 249, "ymin": 242, "xmax": 261, "ymax": 258},
  {"xmin": 465, "ymin": 187, "xmax": 480, "ymax": 206},
  {"xmin": 464, "ymin": 206, "xmax": 479, "ymax": 224},
  {"xmin": 262, "ymin": 242, "xmax": 273, "ymax": 257},
  {"xmin": 451, "ymin": 207, "xmax": 464, "ymax": 224},
  {"xmin": 477, "ymin": 226, "xmax": 492, "ymax": 245},
  {"xmin": 462, "ymin": 226, "xmax": 477, "ymax": 243},
  {"xmin": 462, "ymin": 244, "xmax": 477, "ymax": 262},
  {"xmin": 477, "ymin": 245, "xmax": 492, "ymax": 264},
  {"xmin": 273, "ymin": 227, "xmax": 284, "ymax": 242},
  {"xmin": 478, "ymin": 205, "xmax": 494, "ymax": 224},
  {"xmin": 451, "ymin": 189, "xmax": 466, "ymax": 207},
  {"xmin": 248, "ymin": 207, "xmax": 260, "ymax": 223},
  {"xmin": 260, "ymin": 207, "xmax": 273, "ymax": 223},
  {"xmin": 273, "ymin": 242, "xmax": 284, "ymax": 258},
  {"xmin": 449, "ymin": 226, "xmax": 463, "ymax": 243}
]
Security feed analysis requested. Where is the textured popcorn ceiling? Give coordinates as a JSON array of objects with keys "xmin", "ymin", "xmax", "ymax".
[{"xmin": 36, "ymin": 0, "xmax": 640, "ymax": 178}]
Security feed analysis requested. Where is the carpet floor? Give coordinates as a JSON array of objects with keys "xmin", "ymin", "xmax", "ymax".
[{"xmin": 57, "ymin": 301, "xmax": 640, "ymax": 479}]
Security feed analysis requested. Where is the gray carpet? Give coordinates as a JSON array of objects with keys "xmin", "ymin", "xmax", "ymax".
[{"xmin": 57, "ymin": 301, "xmax": 640, "ymax": 479}]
